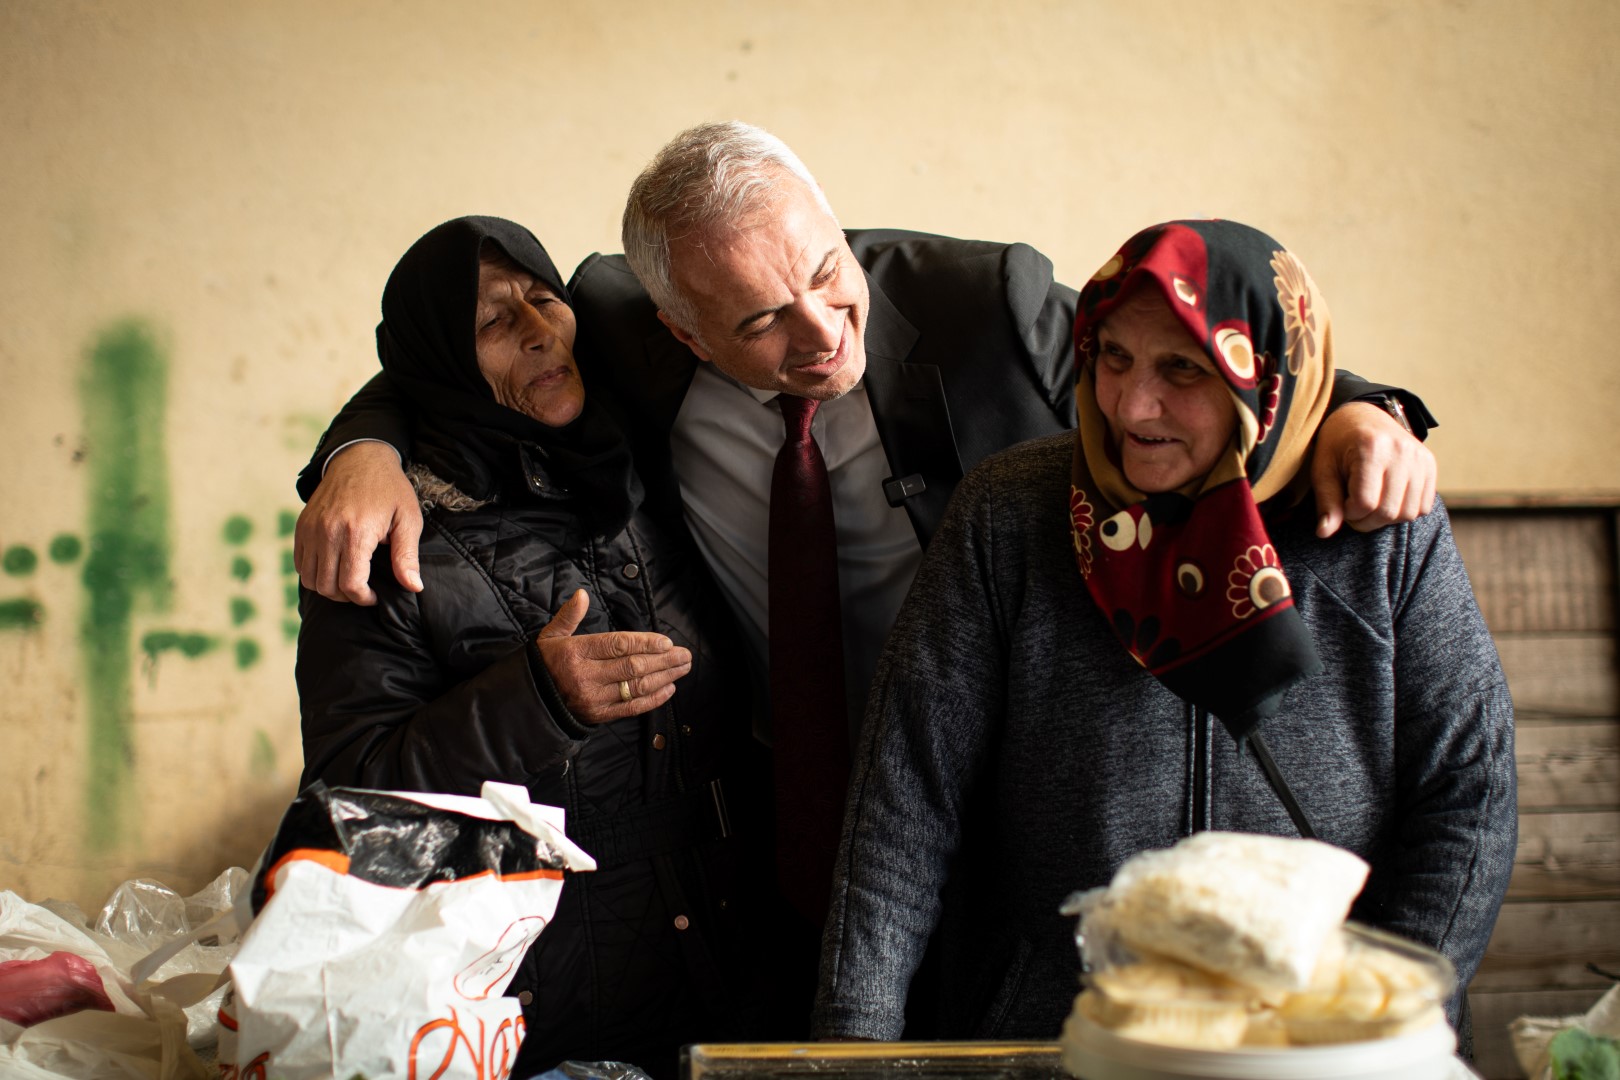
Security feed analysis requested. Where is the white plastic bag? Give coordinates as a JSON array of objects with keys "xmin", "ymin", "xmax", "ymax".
[
  {"xmin": 0, "ymin": 867, "xmax": 245, "ymax": 1078},
  {"xmin": 217, "ymin": 780, "xmax": 594, "ymax": 1080}
]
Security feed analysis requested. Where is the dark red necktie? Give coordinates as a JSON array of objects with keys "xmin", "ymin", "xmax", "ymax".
[{"xmin": 768, "ymin": 394, "xmax": 851, "ymax": 926}]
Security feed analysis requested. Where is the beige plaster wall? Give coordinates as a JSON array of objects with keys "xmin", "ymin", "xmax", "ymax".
[{"xmin": 1, "ymin": 0, "xmax": 1615, "ymax": 911}]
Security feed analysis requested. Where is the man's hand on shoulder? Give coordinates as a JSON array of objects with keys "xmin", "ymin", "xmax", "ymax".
[
  {"xmin": 294, "ymin": 441, "xmax": 423, "ymax": 605},
  {"xmin": 1310, "ymin": 402, "xmax": 1438, "ymax": 538}
]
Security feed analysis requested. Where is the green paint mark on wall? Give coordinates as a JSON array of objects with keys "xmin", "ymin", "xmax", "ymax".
[
  {"xmin": 283, "ymin": 413, "xmax": 330, "ymax": 454},
  {"xmin": 250, "ymin": 729, "xmax": 276, "ymax": 778},
  {"xmin": 2, "ymin": 546, "xmax": 38, "ymax": 577},
  {"xmin": 282, "ymin": 617, "xmax": 301, "ymax": 642},
  {"xmin": 278, "ymin": 510, "xmax": 296, "ymax": 538},
  {"xmin": 141, "ymin": 630, "xmax": 217, "ymax": 661},
  {"xmin": 49, "ymin": 534, "xmax": 84, "ymax": 564},
  {"xmin": 281, "ymin": 549, "xmax": 296, "ymax": 575},
  {"xmin": 230, "ymin": 597, "xmax": 257, "ymax": 626},
  {"xmin": 0, "ymin": 599, "xmax": 44, "ymax": 629},
  {"xmin": 223, "ymin": 515, "xmax": 253, "ymax": 545},
  {"xmin": 235, "ymin": 638, "xmax": 261, "ymax": 669},
  {"xmin": 284, "ymin": 583, "xmax": 299, "ymax": 610},
  {"xmin": 230, "ymin": 555, "xmax": 252, "ymax": 582},
  {"xmin": 80, "ymin": 318, "xmax": 172, "ymax": 852}
]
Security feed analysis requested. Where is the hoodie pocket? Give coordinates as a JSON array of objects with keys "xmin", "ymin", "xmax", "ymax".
[{"xmin": 972, "ymin": 935, "xmax": 1034, "ymax": 1039}]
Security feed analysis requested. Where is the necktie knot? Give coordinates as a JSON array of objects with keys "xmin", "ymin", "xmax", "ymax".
[{"xmin": 779, "ymin": 394, "xmax": 818, "ymax": 444}]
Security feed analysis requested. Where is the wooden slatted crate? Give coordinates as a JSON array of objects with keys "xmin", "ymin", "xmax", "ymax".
[{"xmin": 1449, "ymin": 504, "xmax": 1620, "ymax": 1079}]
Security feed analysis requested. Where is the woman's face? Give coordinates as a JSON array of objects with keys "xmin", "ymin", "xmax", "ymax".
[
  {"xmin": 1092, "ymin": 287, "xmax": 1237, "ymax": 493},
  {"xmin": 474, "ymin": 258, "xmax": 585, "ymax": 427}
]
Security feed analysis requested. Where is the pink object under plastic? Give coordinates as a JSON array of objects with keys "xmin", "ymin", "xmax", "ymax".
[{"xmin": 0, "ymin": 950, "xmax": 116, "ymax": 1027}]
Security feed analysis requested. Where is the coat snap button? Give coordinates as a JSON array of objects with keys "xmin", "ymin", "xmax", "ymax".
[
  {"xmin": 673, "ymin": 915, "xmax": 690, "ymax": 931},
  {"xmin": 680, "ymin": 724, "xmax": 693, "ymax": 736},
  {"xmin": 622, "ymin": 563, "xmax": 641, "ymax": 579},
  {"xmin": 517, "ymin": 990, "xmax": 533, "ymax": 1006},
  {"xmin": 651, "ymin": 733, "xmax": 666, "ymax": 750}
]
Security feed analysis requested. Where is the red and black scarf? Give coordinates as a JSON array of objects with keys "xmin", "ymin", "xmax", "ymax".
[{"xmin": 1069, "ymin": 220, "xmax": 1334, "ymax": 737}]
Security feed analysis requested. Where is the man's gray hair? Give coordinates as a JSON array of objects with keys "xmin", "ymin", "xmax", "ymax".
[{"xmin": 622, "ymin": 121, "xmax": 835, "ymax": 335}]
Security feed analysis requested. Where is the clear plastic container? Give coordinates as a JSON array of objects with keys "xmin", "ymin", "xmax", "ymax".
[
  {"xmin": 1061, "ymin": 1002, "xmax": 1460, "ymax": 1080},
  {"xmin": 1059, "ymin": 923, "xmax": 1462, "ymax": 1078},
  {"xmin": 1277, "ymin": 924, "xmax": 1455, "ymax": 1046}
]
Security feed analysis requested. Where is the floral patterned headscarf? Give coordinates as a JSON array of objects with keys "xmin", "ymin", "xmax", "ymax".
[{"xmin": 1068, "ymin": 220, "xmax": 1335, "ymax": 736}]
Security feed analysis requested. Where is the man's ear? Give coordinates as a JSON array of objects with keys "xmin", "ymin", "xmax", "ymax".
[{"xmin": 657, "ymin": 310, "xmax": 712, "ymax": 363}]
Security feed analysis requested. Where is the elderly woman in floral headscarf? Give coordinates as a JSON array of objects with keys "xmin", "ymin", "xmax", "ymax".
[{"xmin": 812, "ymin": 221, "xmax": 1516, "ymax": 1055}]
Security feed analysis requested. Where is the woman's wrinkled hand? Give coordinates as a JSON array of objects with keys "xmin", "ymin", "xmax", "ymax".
[{"xmin": 536, "ymin": 590, "xmax": 692, "ymax": 724}]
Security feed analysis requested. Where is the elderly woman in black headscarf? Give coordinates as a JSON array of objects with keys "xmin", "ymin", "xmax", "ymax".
[{"xmin": 297, "ymin": 216, "xmax": 758, "ymax": 1077}]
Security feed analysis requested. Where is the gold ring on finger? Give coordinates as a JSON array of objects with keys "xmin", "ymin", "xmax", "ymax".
[{"xmin": 618, "ymin": 680, "xmax": 632, "ymax": 703}]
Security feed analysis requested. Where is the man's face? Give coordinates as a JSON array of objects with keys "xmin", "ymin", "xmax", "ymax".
[{"xmin": 661, "ymin": 175, "xmax": 870, "ymax": 401}]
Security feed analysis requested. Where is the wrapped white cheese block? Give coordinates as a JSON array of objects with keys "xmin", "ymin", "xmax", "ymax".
[{"xmin": 1083, "ymin": 831, "xmax": 1369, "ymax": 991}]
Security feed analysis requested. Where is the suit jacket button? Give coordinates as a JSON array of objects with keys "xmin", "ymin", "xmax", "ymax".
[
  {"xmin": 652, "ymin": 733, "xmax": 666, "ymax": 750},
  {"xmin": 517, "ymin": 990, "xmax": 533, "ymax": 1006},
  {"xmin": 673, "ymin": 914, "xmax": 690, "ymax": 931}
]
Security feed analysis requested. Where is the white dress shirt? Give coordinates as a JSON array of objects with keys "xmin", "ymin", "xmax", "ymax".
[{"xmin": 670, "ymin": 362, "xmax": 924, "ymax": 744}]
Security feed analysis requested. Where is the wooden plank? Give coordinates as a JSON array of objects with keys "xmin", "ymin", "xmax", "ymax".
[
  {"xmin": 1508, "ymin": 812, "xmax": 1620, "ymax": 900},
  {"xmin": 1514, "ymin": 721, "xmax": 1620, "ymax": 809},
  {"xmin": 1493, "ymin": 634, "xmax": 1620, "ymax": 718},
  {"xmin": 1468, "ymin": 987, "xmax": 1610, "ymax": 1080},
  {"xmin": 1449, "ymin": 511, "xmax": 1614, "ymax": 634},
  {"xmin": 1446, "ymin": 493, "xmax": 1620, "ymax": 510},
  {"xmin": 1472, "ymin": 900, "xmax": 1620, "ymax": 991}
]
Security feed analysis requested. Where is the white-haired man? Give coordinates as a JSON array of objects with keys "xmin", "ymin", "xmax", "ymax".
[{"xmin": 294, "ymin": 120, "xmax": 1438, "ymax": 1036}]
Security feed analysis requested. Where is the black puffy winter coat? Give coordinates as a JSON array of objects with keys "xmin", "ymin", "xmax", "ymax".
[{"xmin": 297, "ymin": 458, "xmax": 764, "ymax": 1077}]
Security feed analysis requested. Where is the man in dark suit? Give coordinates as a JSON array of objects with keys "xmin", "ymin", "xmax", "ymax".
[{"xmin": 294, "ymin": 120, "xmax": 1437, "ymax": 1034}]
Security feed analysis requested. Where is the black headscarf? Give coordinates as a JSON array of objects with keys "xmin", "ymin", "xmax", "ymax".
[{"xmin": 377, "ymin": 216, "xmax": 637, "ymax": 543}]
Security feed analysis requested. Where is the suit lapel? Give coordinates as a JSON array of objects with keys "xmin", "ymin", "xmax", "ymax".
[{"xmin": 861, "ymin": 270, "xmax": 963, "ymax": 546}]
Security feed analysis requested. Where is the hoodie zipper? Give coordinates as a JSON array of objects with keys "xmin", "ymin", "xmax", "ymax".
[{"xmin": 1190, "ymin": 704, "xmax": 1212, "ymax": 834}]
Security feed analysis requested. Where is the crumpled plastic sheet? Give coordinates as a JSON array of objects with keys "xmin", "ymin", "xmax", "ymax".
[
  {"xmin": 530, "ymin": 1061, "xmax": 655, "ymax": 1080},
  {"xmin": 45, "ymin": 869, "xmax": 246, "ymax": 1048},
  {"xmin": 0, "ymin": 867, "xmax": 248, "ymax": 1079}
]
